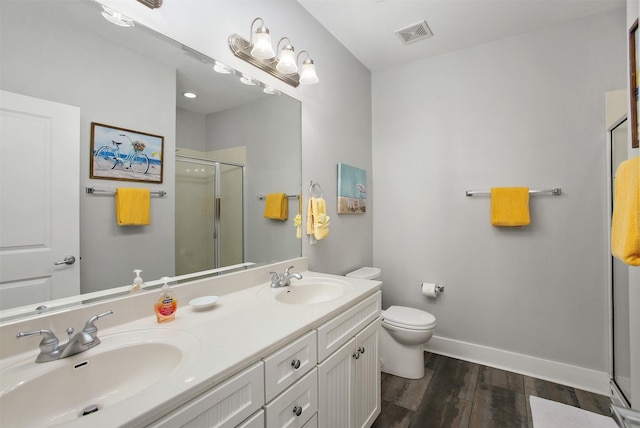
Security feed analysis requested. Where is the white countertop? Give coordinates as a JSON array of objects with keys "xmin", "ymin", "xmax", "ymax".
[{"xmin": 0, "ymin": 270, "xmax": 381, "ymax": 428}]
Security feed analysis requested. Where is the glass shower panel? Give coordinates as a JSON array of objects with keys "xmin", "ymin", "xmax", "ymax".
[
  {"xmin": 611, "ymin": 119, "xmax": 632, "ymax": 404},
  {"xmin": 175, "ymin": 159, "xmax": 217, "ymax": 275},
  {"xmin": 218, "ymin": 163, "xmax": 244, "ymax": 267}
]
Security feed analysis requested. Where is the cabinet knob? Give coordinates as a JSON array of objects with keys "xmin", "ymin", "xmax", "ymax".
[
  {"xmin": 293, "ymin": 405, "xmax": 303, "ymax": 417},
  {"xmin": 353, "ymin": 351, "xmax": 360, "ymax": 359},
  {"xmin": 358, "ymin": 346, "xmax": 365, "ymax": 354},
  {"xmin": 291, "ymin": 359, "xmax": 301, "ymax": 369}
]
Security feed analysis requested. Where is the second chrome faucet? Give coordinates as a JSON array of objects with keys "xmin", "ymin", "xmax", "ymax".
[
  {"xmin": 16, "ymin": 310, "xmax": 113, "ymax": 363},
  {"xmin": 269, "ymin": 266, "xmax": 302, "ymax": 288}
]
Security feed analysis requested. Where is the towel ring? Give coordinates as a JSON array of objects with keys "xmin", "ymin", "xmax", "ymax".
[{"xmin": 309, "ymin": 181, "xmax": 323, "ymax": 198}]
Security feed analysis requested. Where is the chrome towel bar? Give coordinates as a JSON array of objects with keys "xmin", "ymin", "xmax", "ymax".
[
  {"xmin": 257, "ymin": 194, "xmax": 299, "ymax": 200},
  {"xmin": 465, "ymin": 188, "xmax": 561, "ymax": 197},
  {"xmin": 85, "ymin": 187, "xmax": 167, "ymax": 197}
]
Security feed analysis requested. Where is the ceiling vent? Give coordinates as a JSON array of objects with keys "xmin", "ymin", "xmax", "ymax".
[{"xmin": 394, "ymin": 20, "xmax": 433, "ymax": 45}]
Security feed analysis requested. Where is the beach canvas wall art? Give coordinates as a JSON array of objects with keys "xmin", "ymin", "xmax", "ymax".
[
  {"xmin": 337, "ymin": 163, "xmax": 366, "ymax": 214},
  {"xmin": 90, "ymin": 122, "xmax": 164, "ymax": 183}
]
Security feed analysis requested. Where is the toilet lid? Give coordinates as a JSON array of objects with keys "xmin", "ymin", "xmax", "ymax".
[{"xmin": 382, "ymin": 306, "xmax": 436, "ymax": 329}]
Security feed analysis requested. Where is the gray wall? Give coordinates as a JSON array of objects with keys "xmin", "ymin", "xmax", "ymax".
[{"xmin": 372, "ymin": 9, "xmax": 626, "ymax": 373}]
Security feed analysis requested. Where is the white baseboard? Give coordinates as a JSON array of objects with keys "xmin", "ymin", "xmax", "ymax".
[{"xmin": 424, "ymin": 336, "xmax": 610, "ymax": 396}]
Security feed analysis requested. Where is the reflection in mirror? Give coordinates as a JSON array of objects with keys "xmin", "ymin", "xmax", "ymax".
[{"xmin": 0, "ymin": 0, "xmax": 302, "ymax": 321}]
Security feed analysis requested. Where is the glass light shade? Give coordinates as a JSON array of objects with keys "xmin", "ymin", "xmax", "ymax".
[
  {"xmin": 299, "ymin": 59, "xmax": 319, "ymax": 85},
  {"xmin": 251, "ymin": 28, "xmax": 275, "ymax": 59},
  {"xmin": 276, "ymin": 47, "xmax": 298, "ymax": 74}
]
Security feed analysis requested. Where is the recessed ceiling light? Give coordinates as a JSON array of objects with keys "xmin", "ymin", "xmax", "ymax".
[
  {"xmin": 101, "ymin": 5, "xmax": 134, "ymax": 27},
  {"xmin": 183, "ymin": 92, "xmax": 197, "ymax": 99},
  {"xmin": 263, "ymin": 86, "xmax": 281, "ymax": 95}
]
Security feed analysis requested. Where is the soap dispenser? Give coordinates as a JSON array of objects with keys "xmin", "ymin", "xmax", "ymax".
[
  {"xmin": 129, "ymin": 269, "xmax": 145, "ymax": 293},
  {"xmin": 154, "ymin": 277, "xmax": 177, "ymax": 323}
]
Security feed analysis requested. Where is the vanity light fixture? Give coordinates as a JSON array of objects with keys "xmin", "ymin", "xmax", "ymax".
[
  {"xmin": 228, "ymin": 18, "xmax": 319, "ymax": 88},
  {"xmin": 297, "ymin": 51, "xmax": 319, "ymax": 85},
  {"xmin": 239, "ymin": 74, "xmax": 258, "ymax": 86},
  {"xmin": 213, "ymin": 61, "xmax": 234, "ymax": 74},
  {"xmin": 101, "ymin": 5, "xmax": 134, "ymax": 27}
]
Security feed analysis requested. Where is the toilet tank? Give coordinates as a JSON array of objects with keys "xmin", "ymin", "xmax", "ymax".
[{"xmin": 346, "ymin": 267, "xmax": 381, "ymax": 281}]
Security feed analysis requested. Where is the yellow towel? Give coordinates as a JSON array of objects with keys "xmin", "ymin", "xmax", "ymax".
[
  {"xmin": 611, "ymin": 157, "xmax": 640, "ymax": 266},
  {"xmin": 306, "ymin": 197, "xmax": 330, "ymax": 240},
  {"xmin": 264, "ymin": 193, "xmax": 288, "ymax": 220},
  {"xmin": 490, "ymin": 187, "xmax": 530, "ymax": 227},
  {"xmin": 115, "ymin": 188, "xmax": 150, "ymax": 226}
]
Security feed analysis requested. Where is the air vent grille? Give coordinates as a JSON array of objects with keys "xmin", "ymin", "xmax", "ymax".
[{"xmin": 394, "ymin": 20, "xmax": 433, "ymax": 45}]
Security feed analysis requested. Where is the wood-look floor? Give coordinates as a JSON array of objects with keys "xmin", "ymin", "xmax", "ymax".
[{"xmin": 372, "ymin": 352, "xmax": 612, "ymax": 428}]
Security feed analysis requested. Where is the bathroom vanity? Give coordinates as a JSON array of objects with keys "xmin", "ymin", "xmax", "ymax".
[{"xmin": 0, "ymin": 258, "xmax": 382, "ymax": 428}]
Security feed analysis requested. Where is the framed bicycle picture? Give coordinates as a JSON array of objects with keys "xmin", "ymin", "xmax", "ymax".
[{"xmin": 90, "ymin": 122, "xmax": 164, "ymax": 183}]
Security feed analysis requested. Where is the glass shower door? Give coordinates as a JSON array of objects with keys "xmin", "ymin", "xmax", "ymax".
[{"xmin": 175, "ymin": 157, "xmax": 244, "ymax": 275}]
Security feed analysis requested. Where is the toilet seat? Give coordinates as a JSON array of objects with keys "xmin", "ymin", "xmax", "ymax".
[{"xmin": 382, "ymin": 306, "xmax": 436, "ymax": 330}]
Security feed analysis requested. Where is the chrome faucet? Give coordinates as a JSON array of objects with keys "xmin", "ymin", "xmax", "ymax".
[
  {"xmin": 269, "ymin": 266, "xmax": 302, "ymax": 288},
  {"xmin": 16, "ymin": 310, "xmax": 113, "ymax": 363}
]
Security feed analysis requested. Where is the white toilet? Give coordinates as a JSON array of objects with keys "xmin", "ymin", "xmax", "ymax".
[{"xmin": 346, "ymin": 267, "xmax": 436, "ymax": 380}]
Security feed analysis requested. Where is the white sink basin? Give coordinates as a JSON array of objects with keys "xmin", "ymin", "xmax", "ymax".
[
  {"xmin": 0, "ymin": 328, "xmax": 199, "ymax": 427},
  {"xmin": 258, "ymin": 277, "xmax": 353, "ymax": 304}
]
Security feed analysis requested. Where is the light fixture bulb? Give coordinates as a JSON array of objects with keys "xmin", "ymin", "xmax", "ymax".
[
  {"xmin": 240, "ymin": 74, "xmax": 257, "ymax": 86},
  {"xmin": 251, "ymin": 26, "xmax": 275, "ymax": 59},
  {"xmin": 101, "ymin": 5, "xmax": 134, "ymax": 27},
  {"xmin": 213, "ymin": 61, "xmax": 233, "ymax": 74},
  {"xmin": 299, "ymin": 58, "xmax": 319, "ymax": 85},
  {"xmin": 276, "ymin": 45, "xmax": 298, "ymax": 74}
]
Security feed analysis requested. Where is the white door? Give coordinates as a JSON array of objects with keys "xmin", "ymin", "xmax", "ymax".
[
  {"xmin": 0, "ymin": 90, "xmax": 80, "ymax": 310},
  {"xmin": 317, "ymin": 337, "xmax": 356, "ymax": 428}
]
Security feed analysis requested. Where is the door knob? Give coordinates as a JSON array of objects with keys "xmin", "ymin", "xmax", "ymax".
[{"xmin": 54, "ymin": 256, "xmax": 76, "ymax": 265}]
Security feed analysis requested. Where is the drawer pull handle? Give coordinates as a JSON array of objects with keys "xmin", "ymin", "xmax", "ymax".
[
  {"xmin": 358, "ymin": 346, "xmax": 365, "ymax": 354},
  {"xmin": 353, "ymin": 352, "xmax": 360, "ymax": 359},
  {"xmin": 293, "ymin": 405, "xmax": 303, "ymax": 417},
  {"xmin": 291, "ymin": 359, "xmax": 301, "ymax": 369}
]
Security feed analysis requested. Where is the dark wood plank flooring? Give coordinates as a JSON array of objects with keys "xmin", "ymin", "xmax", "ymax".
[{"xmin": 372, "ymin": 352, "xmax": 612, "ymax": 428}]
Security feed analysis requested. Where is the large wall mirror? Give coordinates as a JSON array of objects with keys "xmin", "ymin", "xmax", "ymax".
[{"xmin": 0, "ymin": 0, "xmax": 302, "ymax": 320}]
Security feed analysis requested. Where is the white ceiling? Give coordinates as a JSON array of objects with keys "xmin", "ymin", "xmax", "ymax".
[{"xmin": 297, "ymin": 0, "xmax": 626, "ymax": 71}]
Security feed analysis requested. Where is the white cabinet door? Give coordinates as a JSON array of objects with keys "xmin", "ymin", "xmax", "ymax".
[
  {"xmin": 354, "ymin": 319, "xmax": 381, "ymax": 428},
  {"xmin": 317, "ymin": 337, "xmax": 357, "ymax": 428},
  {"xmin": 0, "ymin": 90, "xmax": 80, "ymax": 309}
]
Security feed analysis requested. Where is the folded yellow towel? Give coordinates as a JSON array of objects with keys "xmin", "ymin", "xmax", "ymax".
[
  {"xmin": 611, "ymin": 157, "xmax": 640, "ymax": 266},
  {"xmin": 490, "ymin": 187, "xmax": 530, "ymax": 227},
  {"xmin": 306, "ymin": 197, "xmax": 330, "ymax": 240},
  {"xmin": 115, "ymin": 188, "xmax": 150, "ymax": 226},
  {"xmin": 264, "ymin": 193, "xmax": 288, "ymax": 220}
]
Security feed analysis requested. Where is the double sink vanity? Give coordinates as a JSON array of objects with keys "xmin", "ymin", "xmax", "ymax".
[{"xmin": 0, "ymin": 258, "xmax": 382, "ymax": 428}]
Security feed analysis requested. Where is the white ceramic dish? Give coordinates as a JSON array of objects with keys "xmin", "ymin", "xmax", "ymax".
[{"xmin": 189, "ymin": 296, "xmax": 219, "ymax": 311}]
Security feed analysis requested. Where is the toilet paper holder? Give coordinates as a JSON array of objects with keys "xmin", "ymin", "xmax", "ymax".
[{"xmin": 435, "ymin": 285, "xmax": 444, "ymax": 293}]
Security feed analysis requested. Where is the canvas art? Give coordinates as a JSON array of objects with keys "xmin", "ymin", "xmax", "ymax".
[
  {"xmin": 90, "ymin": 122, "xmax": 164, "ymax": 183},
  {"xmin": 337, "ymin": 163, "xmax": 366, "ymax": 214}
]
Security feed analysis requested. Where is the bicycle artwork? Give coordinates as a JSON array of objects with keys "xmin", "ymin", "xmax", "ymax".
[{"xmin": 90, "ymin": 122, "xmax": 164, "ymax": 183}]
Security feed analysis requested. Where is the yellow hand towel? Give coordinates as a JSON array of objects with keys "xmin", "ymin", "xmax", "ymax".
[
  {"xmin": 611, "ymin": 157, "xmax": 640, "ymax": 266},
  {"xmin": 306, "ymin": 197, "xmax": 330, "ymax": 240},
  {"xmin": 490, "ymin": 187, "xmax": 530, "ymax": 227},
  {"xmin": 115, "ymin": 188, "xmax": 150, "ymax": 226},
  {"xmin": 264, "ymin": 193, "xmax": 288, "ymax": 220}
]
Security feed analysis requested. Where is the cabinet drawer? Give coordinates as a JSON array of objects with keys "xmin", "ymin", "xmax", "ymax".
[
  {"xmin": 264, "ymin": 368, "xmax": 318, "ymax": 428},
  {"xmin": 237, "ymin": 409, "xmax": 264, "ymax": 428},
  {"xmin": 148, "ymin": 361, "xmax": 264, "ymax": 428},
  {"xmin": 264, "ymin": 330, "xmax": 317, "ymax": 402},
  {"xmin": 316, "ymin": 292, "xmax": 381, "ymax": 362}
]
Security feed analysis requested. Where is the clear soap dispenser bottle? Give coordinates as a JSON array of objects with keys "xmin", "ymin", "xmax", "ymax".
[
  {"xmin": 129, "ymin": 269, "xmax": 144, "ymax": 293},
  {"xmin": 154, "ymin": 277, "xmax": 177, "ymax": 323}
]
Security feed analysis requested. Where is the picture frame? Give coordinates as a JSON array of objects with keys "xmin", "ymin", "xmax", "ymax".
[
  {"xmin": 629, "ymin": 19, "xmax": 639, "ymax": 149},
  {"xmin": 337, "ymin": 163, "xmax": 366, "ymax": 214},
  {"xmin": 90, "ymin": 122, "xmax": 164, "ymax": 183}
]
